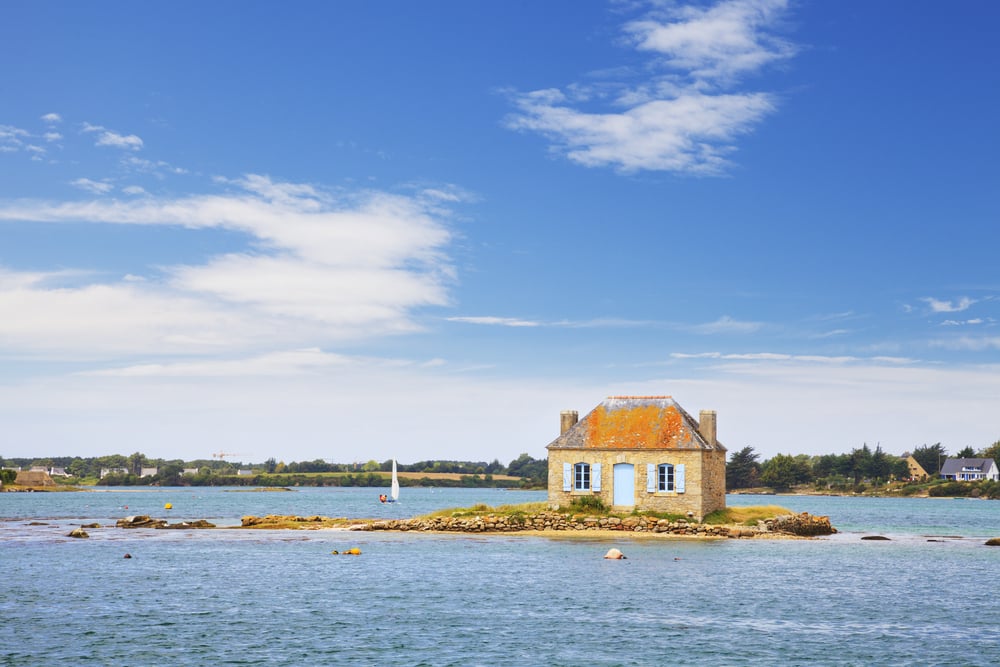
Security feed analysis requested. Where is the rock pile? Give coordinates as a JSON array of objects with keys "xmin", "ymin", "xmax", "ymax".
[
  {"xmin": 115, "ymin": 515, "xmax": 216, "ymax": 529},
  {"xmin": 346, "ymin": 511, "xmax": 835, "ymax": 538}
]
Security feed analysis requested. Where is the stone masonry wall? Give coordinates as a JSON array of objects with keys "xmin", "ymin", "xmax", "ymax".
[{"xmin": 548, "ymin": 448, "xmax": 726, "ymax": 520}]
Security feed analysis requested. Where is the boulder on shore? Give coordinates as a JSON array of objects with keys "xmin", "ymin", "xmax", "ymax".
[
  {"xmin": 68, "ymin": 527, "xmax": 89, "ymax": 538},
  {"xmin": 985, "ymin": 537, "xmax": 1000, "ymax": 546},
  {"xmin": 116, "ymin": 515, "xmax": 167, "ymax": 529},
  {"xmin": 768, "ymin": 513, "xmax": 836, "ymax": 536}
]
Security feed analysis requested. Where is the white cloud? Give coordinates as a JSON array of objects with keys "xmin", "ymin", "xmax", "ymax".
[
  {"xmin": 690, "ymin": 315, "xmax": 763, "ymax": 334},
  {"xmin": 447, "ymin": 316, "xmax": 541, "ymax": 327},
  {"xmin": 941, "ymin": 318, "xmax": 984, "ymax": 327},
  {"xmin": 923, "ymin": 296, "xmax": 975, "ymax": 313},
  {"xmin": 932, "ymin": 336, "xmax": 1000, "ymax": 352},
  {"xmin": 0, "ymin": 124, "xmax": 29, "ymax": 151},
  {"xmin": 96, "ymin": 130, "xmax": 144, "ymax": 150},
  {"xmin": 508, "ymin": 89, "xmax": 774, "ymax": 173},
  {"xmin": 0, "ymin": 175, "xmax": 456, "ymax": 356},
  {"xmin": 83, "ymin": 348, "xmax": 355, "ymax": 378},
  {"xmin": 623, "ymin": 0, "xmax": 796, "ymax": 82},
  {"xmin": 124, "ymin": 156, "xmax": 187, "ymax": 176},
  {"xmin": 44, "ymin": 132, "xmax": 63, "ymax": 142},
  {"xmin": 41, "ymin": 113, "xmax": 62, "ymax": 124},
  {"xmin": 505, "ymin": 0, "xmax": 795, "ymax": 174},
  {"xmin": 70, "ymin": 178, "xmax": 114, "ymax": 194},
  {"xmin": 122, "ymin": 185, "xmax": 147, "ymax": 195}
]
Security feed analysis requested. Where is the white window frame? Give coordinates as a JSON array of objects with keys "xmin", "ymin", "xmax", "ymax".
[{"xmin": 658, "ymin": 463, "xmax": 675, "ymax": 492}]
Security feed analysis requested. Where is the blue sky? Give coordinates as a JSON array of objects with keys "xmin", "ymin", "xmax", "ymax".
[{"xmin": 2, "ymin": 0, "xmax": 999, "ymax": 465}]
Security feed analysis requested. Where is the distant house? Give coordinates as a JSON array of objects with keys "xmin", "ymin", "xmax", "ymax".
[
  {"xmin": 546, "ymin": 396, "xmax": 727, "ymax": 520},
  {"xmin": 100, "ymin": 467, "xmax": 129, "ymax": 478},
  {"xmin": 140, "ymin": 467, "xmax": 158, "ymax": 478},
  {"xmin": 15, "ymin": 470, "xmax": 55, "ymax": 487},
  {"xmin": 905, "ymin": 456, "xmax": 929, "ymax": 481},
  {"xmin": 940, "ymin": 458, "xmax": 999, "ymax": 482},
  {"xmin": 182, "ymin": 468, "xmax": 200, "ymax": 476},
  {"xmin": 237, "ymin": 469, "xmax": 254, "ymax": 476},
  {"xmin": 49, "ymin": 467, "xmax": 70, "ymax": 477}
]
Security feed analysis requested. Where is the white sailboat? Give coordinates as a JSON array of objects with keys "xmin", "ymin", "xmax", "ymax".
[{"xmin": 389, "ymin": 458, "xmax": 400, "ymax": 503}]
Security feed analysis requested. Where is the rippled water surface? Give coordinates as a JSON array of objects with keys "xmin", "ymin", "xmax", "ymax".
[{"xmin": 3, "ymin": 489, "xmax": 999, "ymax": 666}]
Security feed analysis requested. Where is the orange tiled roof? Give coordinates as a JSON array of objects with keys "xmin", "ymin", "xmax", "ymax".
[{"xmin": 547, "ymin": 396, "xmax": 723, "ymax": 451}]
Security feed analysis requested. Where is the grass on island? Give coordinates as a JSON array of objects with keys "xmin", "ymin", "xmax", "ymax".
[
  {"xmin": 703, "ymin": 505, "xmax": 792, "ymax": 526},
  {"xmin": 416, "ymin": 501, "xmax": 791, "ymax": 526}
]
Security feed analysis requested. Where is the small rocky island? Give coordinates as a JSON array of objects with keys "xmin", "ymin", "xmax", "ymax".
[{"xmin": 237, "ymin": 509, "xmax": 836, "ymax": 538}]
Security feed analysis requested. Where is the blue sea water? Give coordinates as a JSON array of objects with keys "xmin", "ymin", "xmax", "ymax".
[{"xmin": 2, "ymin": 488, "xmax": 999, "ymax": 666}]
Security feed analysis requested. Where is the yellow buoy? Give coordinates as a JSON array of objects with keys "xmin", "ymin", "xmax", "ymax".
[
  {"xmin": 164, "ymin": 503, "xmax": 173, "ymax": 510},
  {"xmin": 347, "ymin": 547, "xmax": 361, "ymax": 555}
]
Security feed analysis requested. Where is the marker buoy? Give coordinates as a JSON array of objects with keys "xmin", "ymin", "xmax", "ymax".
[{"xmin": 164, "ymin": 503, "xmax": 173, "ymax": 510}]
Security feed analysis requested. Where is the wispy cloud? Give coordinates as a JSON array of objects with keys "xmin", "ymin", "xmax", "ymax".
[
  {"xmin": 446, "ymin": 315, "xmax": 655, "ymax": 329},
  {"xmin": 41, "ymin": 113, "xmax": 62, "ymax": 124},
  {"xmin": 941, "ymin": 318, "xmax": 986, "ymax": 327},
  {"xmin": 69, "ymin": 177, "xmax": 114, "ymax": 194},
  {"xmin": 0, "ymin": 175, "xmax": 457, "ymax": 356},
  {"xmin": 447, "ymin": 316, "xmax": 540, "ymax": 327},
  {"xmin": 82, "ymin": 122, "xmax": 144, "ymax": 150},
  {"xmin": 0, "ymin": 124, "xmax": 29, "ymax": 152},
  {"xmin": 505, "ymin": 0, "xmax": 796, "ymax": 174},
  {"xmin": 670, "ymin": 351, "xmax": 917, "ymax": 365},
  {"xmin": 83, "ymin": 348, "xmax": 355, "ymax": 378},
  {"xmin": 623, "ymin": 0, "xmax": 797, "ymax": 82},
  {"xmin": 690, "ymin": 315, "xmax": 762, "ymax": 334},
  {"xmin": 923, "ymin": 296, "xmax": 976, "ymax": 313}
]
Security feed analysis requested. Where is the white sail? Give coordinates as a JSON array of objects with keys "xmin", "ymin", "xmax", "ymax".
[{"xmin": 390, "ymin": 458, "xmax": 400, "ymax": 501}]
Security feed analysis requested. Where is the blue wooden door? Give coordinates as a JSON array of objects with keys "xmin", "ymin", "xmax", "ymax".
[{"xmin": 613, "ymin": 463, "xmax": 635, "ymax": 507}]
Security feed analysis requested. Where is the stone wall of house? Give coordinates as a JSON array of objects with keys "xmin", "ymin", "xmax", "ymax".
[{"xmin": 547, "ymin": 448, "xmax": 726, "ymax": 520}]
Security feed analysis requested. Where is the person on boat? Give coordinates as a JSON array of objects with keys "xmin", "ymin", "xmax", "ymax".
[{"xmin": 379, "ymin": 494, "xmax": 387, "ymax": 503}]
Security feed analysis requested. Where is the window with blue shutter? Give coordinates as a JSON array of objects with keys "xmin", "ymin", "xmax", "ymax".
[
  {"xmin": 646, "ymin": 464, "xmax": 656, "ymax": 493},
  {"xmin": 657, "ymin": 463, "xmax": 674, "ymax": 492},
  {"xmin": 592, "ymin": 463, "xmax": 602, "ymax": 492},
  {"xmin": 573, "ymin": 462, "xmax": 590, "ymax": 490},
  {"xmin": 676, "ymin": 464, "xmax": 686, "ymax": 493},
  {"xmin": 563, "ymin": 463, "xmax": 572, "ymax": 491}
]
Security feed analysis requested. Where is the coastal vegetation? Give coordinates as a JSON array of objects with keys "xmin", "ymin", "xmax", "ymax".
[
  {"xmin": 0, "ymin": 453, "xmax": 549, "ymax": 489},
  {"xmin": 4, "ymin": 438, "xmax": 999, "ymax": 499},
  {"xmin": 726, "ymin": 440, "xmax": 1000, "ymax": 498}
]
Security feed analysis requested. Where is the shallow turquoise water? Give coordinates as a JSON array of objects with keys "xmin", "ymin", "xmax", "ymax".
[{"xmin": 3, "ymin": 489, "xmax": 999, "ymax": 666}]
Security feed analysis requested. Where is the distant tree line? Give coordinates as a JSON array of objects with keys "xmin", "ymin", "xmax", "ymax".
[
  {"xmin": 0, "ymin": 452, "xmax": 549, "ymax": 489},
  {"xmin": 727, "ymin": 439, "xmax": 1000, "ymax": 493}
]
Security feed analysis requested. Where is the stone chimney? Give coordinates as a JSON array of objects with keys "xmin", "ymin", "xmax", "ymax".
[
  {"xmin": 560, "ymin": 410, "xmax": 579, "ymax": 435},
  {"xmin": 698, "ymin": 410, "xmax": 717, "ymax": 447}
]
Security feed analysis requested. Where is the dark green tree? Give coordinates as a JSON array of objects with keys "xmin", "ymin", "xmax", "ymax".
[
  {"xmin": 980, "ymin": 440, "xmax": 1000, "ymax": 462},
  {"xmin": 955, "ymin": 446, "xmax": 976, "ymax": 459},
  {"xmin": 760, "ymin": 454, "xmax": 812, "ymax": 491},
  {"xmin": 911, "ymin": 443, "xmax": 947, "ymax": 476},
  {"xmin": 725, "ymin": 446, "xmax": 761, "ymax": 489}
]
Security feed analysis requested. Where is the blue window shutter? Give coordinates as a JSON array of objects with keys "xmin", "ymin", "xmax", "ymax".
[
  {"xmin": 592, "ymin": 463, "xmax": 602, "ymax": 491},
  {"xmin": 646, "ymin": 464, "xmax": 656, "ymax": 493},
  {"xmin": 563, "ymin": 463, "xmax": 571, "ymax": 491},
  {"xmin": 676, "ymin": 464, "xmax": 686, "ymax": 494}
]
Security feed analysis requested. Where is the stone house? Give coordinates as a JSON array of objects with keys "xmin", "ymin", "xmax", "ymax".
[
  {"xmin": 546, "ymin": 396, "xmax": 727, "ymax": 520},
  {"xmin": 904, "ymin": 456, "xmax": 929, "ymax": 481}
]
